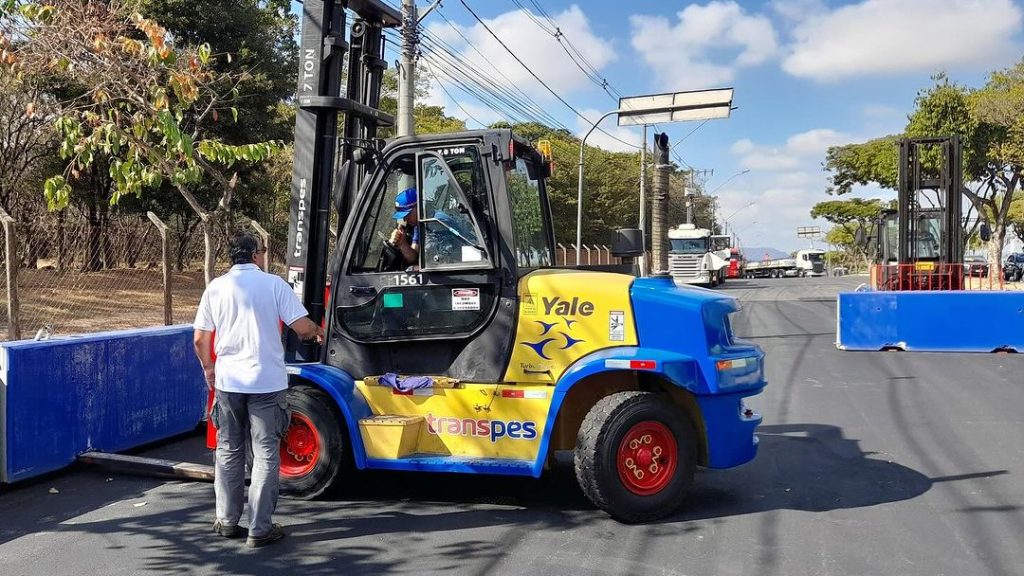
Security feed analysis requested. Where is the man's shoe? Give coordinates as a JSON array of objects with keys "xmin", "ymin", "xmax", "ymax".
[
  {"xmin": 246, "ymin": 524, "xmax": 285, "ymax": 548},
  {"xmin": 213, "ymin": 521, "xmax": 242, "ymax": 539}
]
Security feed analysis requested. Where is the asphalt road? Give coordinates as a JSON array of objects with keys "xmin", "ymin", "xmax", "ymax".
[{"xmin": 2, "ymin": 277, "xmax": 1023, "ymax": 576}]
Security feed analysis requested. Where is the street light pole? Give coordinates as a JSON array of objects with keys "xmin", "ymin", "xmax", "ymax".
[{"xmin": 577, "ymin": 109, "xmax": 621, "ymax": 264}]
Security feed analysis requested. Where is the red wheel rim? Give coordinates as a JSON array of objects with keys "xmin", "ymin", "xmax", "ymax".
[
  {"xmin": 280, "ymin": 412, "xmax": 321, "ymax": 477},
  {"xmin": 616, "ymin": 421, "xmax": 678, "ymax": 496}
]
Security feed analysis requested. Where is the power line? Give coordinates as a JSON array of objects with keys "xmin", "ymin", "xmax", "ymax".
[
  {"xmin": 428, "ymin": 8, "xmax": 570, "ymax": 129},
  {"xmin": 508, "ymin": 0, "xmax": 697, "ymax": 167},
  {"xmin": 457, "ymin": 0, "xmax": 639, "ymax": 150},
  {"xmin": 422, "ymin": 63, "xmax": 488, "ymax": 128}
]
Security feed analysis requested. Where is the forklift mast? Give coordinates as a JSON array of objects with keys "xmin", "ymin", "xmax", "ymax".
[
  {"xmin": 285, "ymin": 0, "xmax": 400, "ymax": 362},
  {"xmin": 897, "ymin": 136, "xmax": 964, "ymax": 265}
]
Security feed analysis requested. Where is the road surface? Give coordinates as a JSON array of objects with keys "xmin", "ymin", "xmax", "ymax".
[{"xmin": 1, "ymin": 277, "xmax": 1022, "ymax": 576}]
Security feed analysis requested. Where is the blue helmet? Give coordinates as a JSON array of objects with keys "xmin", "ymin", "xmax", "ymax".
[{"xmin": 393, "ymin": 187, "xmax": 417, "ymax": 220}]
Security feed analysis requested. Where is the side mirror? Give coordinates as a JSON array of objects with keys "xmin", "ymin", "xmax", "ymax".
[
  {"xmin": 353, "ymin": 148, "xmax": 370, "ymax": 165},
  {"xmin": 980, "ymin": 223, "xmax": 991, "ymax": 242}
]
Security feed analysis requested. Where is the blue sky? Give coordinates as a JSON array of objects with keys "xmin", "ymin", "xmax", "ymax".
[{"xmin": 299, "ymin": 0, "xmax": 1024, "ymax": 252}]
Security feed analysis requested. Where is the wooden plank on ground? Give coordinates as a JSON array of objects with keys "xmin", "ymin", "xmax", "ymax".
[{"xmin": 77, "ymin": 452, "xmax": 214, "ymax": 482}]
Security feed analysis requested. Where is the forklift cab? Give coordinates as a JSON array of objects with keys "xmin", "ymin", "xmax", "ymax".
[
  {"xmin": 877, "ymin": 208, "xmax": 944, "ymax": 264},
  {"xmin": 327, "ymin": 130, "xmax": 556, "ymax": 381}
]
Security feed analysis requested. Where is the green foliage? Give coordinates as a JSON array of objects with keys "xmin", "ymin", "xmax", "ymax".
[
  {"xmin": 810, "ymin": 198, "xmax": 885, "ymax": 224},
  {"xmin": 5, "ymin": 1, "xmax": 282, "ymax": 213},
  {"xmin": 824, "ymin": 136, "xmax": 900, "ymax": 194}
]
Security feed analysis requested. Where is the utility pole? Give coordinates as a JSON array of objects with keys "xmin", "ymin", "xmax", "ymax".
[
  {"xmin": 685, "ymin": 173, "xmax": 693, "ymax": 225},
  {"xmin": 638, "ymin": 125, "xmax": 647, "ymax": 275},
  {"xmin": 398, "ymin": 0, "xmax": 418, "ymax": 137},
  {"xmin": 651, "ymin": 132, "xmax": 671, "ymax": 274}
]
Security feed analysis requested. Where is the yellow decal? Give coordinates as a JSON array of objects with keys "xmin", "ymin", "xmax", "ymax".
[
  {"xmin": 503, "ymin": 270, "xmax": 638, "ymax": 383},
  {"xmin": 356, "ymin": 382, "xmax": 552, "ymax": 460},
  {"xmin": 915, "ymin": 261, "xmax": 936, "ymax": 271}
]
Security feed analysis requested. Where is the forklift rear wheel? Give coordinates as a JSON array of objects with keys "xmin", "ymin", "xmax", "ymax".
[
  {"xmin": 280, "ymin": 385, "xmax": 346, "ymax": 499},
  {"xmin": 574, "ymin": 391, "xmax": 696, "ymax": 523}
]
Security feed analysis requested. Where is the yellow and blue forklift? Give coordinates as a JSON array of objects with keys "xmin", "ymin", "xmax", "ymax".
[{"xmin": 268, "ymin": 0, "xmax": 766, "ymax": 522}]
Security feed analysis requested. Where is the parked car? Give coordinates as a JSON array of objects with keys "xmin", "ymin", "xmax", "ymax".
[
  {"xmin": 1004, "ymin": 253, "xmax": 1024, "ymax": 282},
  {"xmin": 964, "ymin": 255, "xmax": 989, "ymax": 277}
]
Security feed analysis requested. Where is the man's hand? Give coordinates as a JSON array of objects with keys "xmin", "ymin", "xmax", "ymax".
[
  {"xmin": 291, "ymin": 317, "xmax": 325, "ymax": 343},
  {"xmin": 389, "ymin": 226, "xmax": 407, "ymax": 247},
  {"xmin": 203, "ymin": 366, "xmax": 216, "ymax": 390}
]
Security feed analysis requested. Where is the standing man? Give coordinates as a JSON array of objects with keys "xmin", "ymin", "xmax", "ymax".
[{"xmin": 193, "ymin": 231, "xmax": 324, "ymax": 548}]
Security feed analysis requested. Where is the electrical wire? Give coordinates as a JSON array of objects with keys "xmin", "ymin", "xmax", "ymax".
[{"xmin": 457, "ymin": 0, "xmax": 640, "ymax": 150}]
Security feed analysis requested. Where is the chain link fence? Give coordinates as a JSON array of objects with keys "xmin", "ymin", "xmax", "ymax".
[{"xmin": 0, "ymin": 207, "xmax": 278, "ymax": 341}]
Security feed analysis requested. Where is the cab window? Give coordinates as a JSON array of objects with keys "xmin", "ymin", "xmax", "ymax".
[
  {"xmin": 350, "ymin": 154, "xmax": 416, "ymax": 274},
  {"xmin": 507, "ymin": 155, "xmax": 552, "ymax": 268},
  {"xmin": 417, "ymin": 152, "xmax": 491, "ymax": 270}
]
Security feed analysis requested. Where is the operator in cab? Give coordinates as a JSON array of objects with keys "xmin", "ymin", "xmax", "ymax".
[{"xmin": 388, "ymin": 187, "xmax": 420, "ymax": 268}]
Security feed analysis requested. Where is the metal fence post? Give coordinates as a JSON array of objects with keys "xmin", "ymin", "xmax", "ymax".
[
  {"xmin": 146, "ymin": 212, "xmax": 172, "ymax": 325},
  {"xmin": 0, "ymin": 208, "xmax": 19, "ymax": 340},
  {"xmin": 557, "ymin": 243, "xmax": 567, "ymax": 266},
  {"xmin": 584, "ymin": 244, "xmax": 592, "ymax": 265},
  {"xmin": 250, "ymin": 220, "xmax": 271, "ymax": 272}
]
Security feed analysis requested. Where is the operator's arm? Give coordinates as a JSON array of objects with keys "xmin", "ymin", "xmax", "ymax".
[
  {"xmin": 277, "ymin": 278, "xmax": 325, "ymax": 343},
  {"xmin": 390, "ymin": 226, "xmax": 419, "ymax": 264},
  {"xmin": 193, "ymin": 289, "xmax": 216, "ymax": 390},
  {"xmin": 193, "ymin": 329, "xmax": 216, "ymax": 390},
  {"xmin": 290, "ymin": 317, "xmax": 324, "ymax": 343}
]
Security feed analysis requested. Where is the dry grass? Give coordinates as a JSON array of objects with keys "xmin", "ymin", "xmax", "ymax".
[{"xmin": 0, "ymin": 268, "xmax": 210, "ymax": 340}]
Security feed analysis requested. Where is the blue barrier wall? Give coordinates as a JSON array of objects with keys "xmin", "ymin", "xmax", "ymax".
[
  {"xmin": 837, "ymin": 291, "xmax": 1024, "ymax": 352},
  {"xmin": 0, "ymin": 325, "xmax": 205, "ymax": 483}
]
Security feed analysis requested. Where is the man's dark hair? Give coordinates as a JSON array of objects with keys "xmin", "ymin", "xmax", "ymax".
[{"xmin": 229, "ymin": 230, "xmax": 259, "ymax": 265}]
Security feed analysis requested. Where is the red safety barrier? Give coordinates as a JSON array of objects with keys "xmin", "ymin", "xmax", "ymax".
[{"xmin": 871, "ymin": 263, "xmax": 1006, "ymax": 291}]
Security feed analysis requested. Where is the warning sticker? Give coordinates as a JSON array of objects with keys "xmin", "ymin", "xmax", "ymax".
[
  {"xmin": 452, "ymin": 288, "xmax": 481, "ymax": 311},
  {"xmin": 287, "ymin": 267, "xmax": 305, "ymax": 299},
  {"xmin": 609, "ymin": 311, "xmax": 625, "ymax": 342},
  {"xmin": 522, "ymin": 293, "xmax": 537, "ymax": 315}
]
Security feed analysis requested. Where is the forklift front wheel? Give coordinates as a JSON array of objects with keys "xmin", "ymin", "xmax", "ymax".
[
  {"xmin": 574, "ymin": 391, "xmax": 696, "ymax": 523},
  {"xmin": 280, "ymin": 385, "xmax": 346, "ymax": 499}
]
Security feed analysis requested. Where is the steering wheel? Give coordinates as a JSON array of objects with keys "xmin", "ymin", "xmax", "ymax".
[{"xmin": 376, "ymin": 239, "xmax": 403, "ymax": 272}]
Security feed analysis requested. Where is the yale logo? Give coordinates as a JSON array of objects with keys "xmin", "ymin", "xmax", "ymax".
[{"xmin": 543, "ymin": 296, "xmax": 594, "ymax": 317}]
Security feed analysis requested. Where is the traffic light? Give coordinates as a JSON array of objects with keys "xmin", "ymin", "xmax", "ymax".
[{"xmin": 653, "ymin": 132, "xmax": 670, "ymax": 165}]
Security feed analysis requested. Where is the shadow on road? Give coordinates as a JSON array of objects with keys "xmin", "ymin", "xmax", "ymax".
[{"xmin": 1, "ymin": 423, "xmax": 1003, "ymax": 575}]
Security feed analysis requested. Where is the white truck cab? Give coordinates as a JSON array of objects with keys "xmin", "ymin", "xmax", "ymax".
[
  {"xmin": 794, "ymin": 249, "xmax": 826, "ymax": 277},
  {"xmin": 668, "ymin": 224, "xmax": 729, "ymax": 287}
]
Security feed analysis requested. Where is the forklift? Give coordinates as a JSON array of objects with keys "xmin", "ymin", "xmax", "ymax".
[
  {"xmin": 868, "ymin": 136, "xmax": 988, "ymax": 291},
  {"xmin": 259, "ymin": 0, "xmax": 767, "ymax": 523}
]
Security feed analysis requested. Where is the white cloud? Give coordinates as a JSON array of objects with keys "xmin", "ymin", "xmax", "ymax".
[
  {"xmin": 782, "ymin": 0, "xmax": 1024, "ymax": 81},
  {"xmin": 770, "ymin": 0, "xmax": 826, "ymax": 21},
  {"xmin": 630, "ymin": 1, "xmax": 778, "ymax": 89},
  {"xmin": 577, "ymin": 108, "xmax": 642, "ymax": 153},
  {"xmin": 715, "ymin": 129, "xmax": 867, "ymax": 251},
  {"xmin": 424, "ymin": 5, "xmax": 616, "ymax": 105},
  {"xmin": 731, "ymin": 128, "xmax": 853, "ymax": 172}
]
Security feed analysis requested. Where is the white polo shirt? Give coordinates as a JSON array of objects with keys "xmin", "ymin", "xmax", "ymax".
[{"xmin": 193, "ymin": 264, "xmax": 309, "ymax": 394}]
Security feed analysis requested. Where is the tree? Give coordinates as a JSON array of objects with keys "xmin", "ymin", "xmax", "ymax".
[
  {"xmin": 0, "ymin": 73, "xmax": 59, "ymax": 267},
  {"xmin": 811, "ymin": 198, "xmax": 885, "ymax": 268},
  {"xmin": 1009, "ymin": 194, "xmax": 1024, "ymax": 245},
  {"xmin": 2, "ymin": 1, "xmax": 281, "ymax": 284}
]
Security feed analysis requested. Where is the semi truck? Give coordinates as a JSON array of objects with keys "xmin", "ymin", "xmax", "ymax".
[
  {"xmin": 245, "ymin": 0, "xmax": 767, "ymax": 524},
  {"xmin": 667, "ymin": 224, "xmax": 730, "ymax": 287},
  {"xmin": 744, "ymin": 249, "xmax": 825, "ymax": 278}
]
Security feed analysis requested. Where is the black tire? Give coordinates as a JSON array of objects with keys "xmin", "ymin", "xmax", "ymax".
[
  {"xmin": 574, "ymin": 391, "xmax": 696, "ymax": 523},
  {"xmin": 280, "ymin": 384, "xmax": 347, "ymax": 499}
]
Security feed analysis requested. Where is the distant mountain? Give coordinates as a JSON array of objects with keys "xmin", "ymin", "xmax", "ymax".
[{"xmin": 739, "ymin": 247, "xmax": 789, "ymax": 260}]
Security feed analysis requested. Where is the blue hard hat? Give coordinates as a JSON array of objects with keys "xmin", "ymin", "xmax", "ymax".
[{"xmin": 393, "ymin": 187, "xmax": 417, "ymax": 219}]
